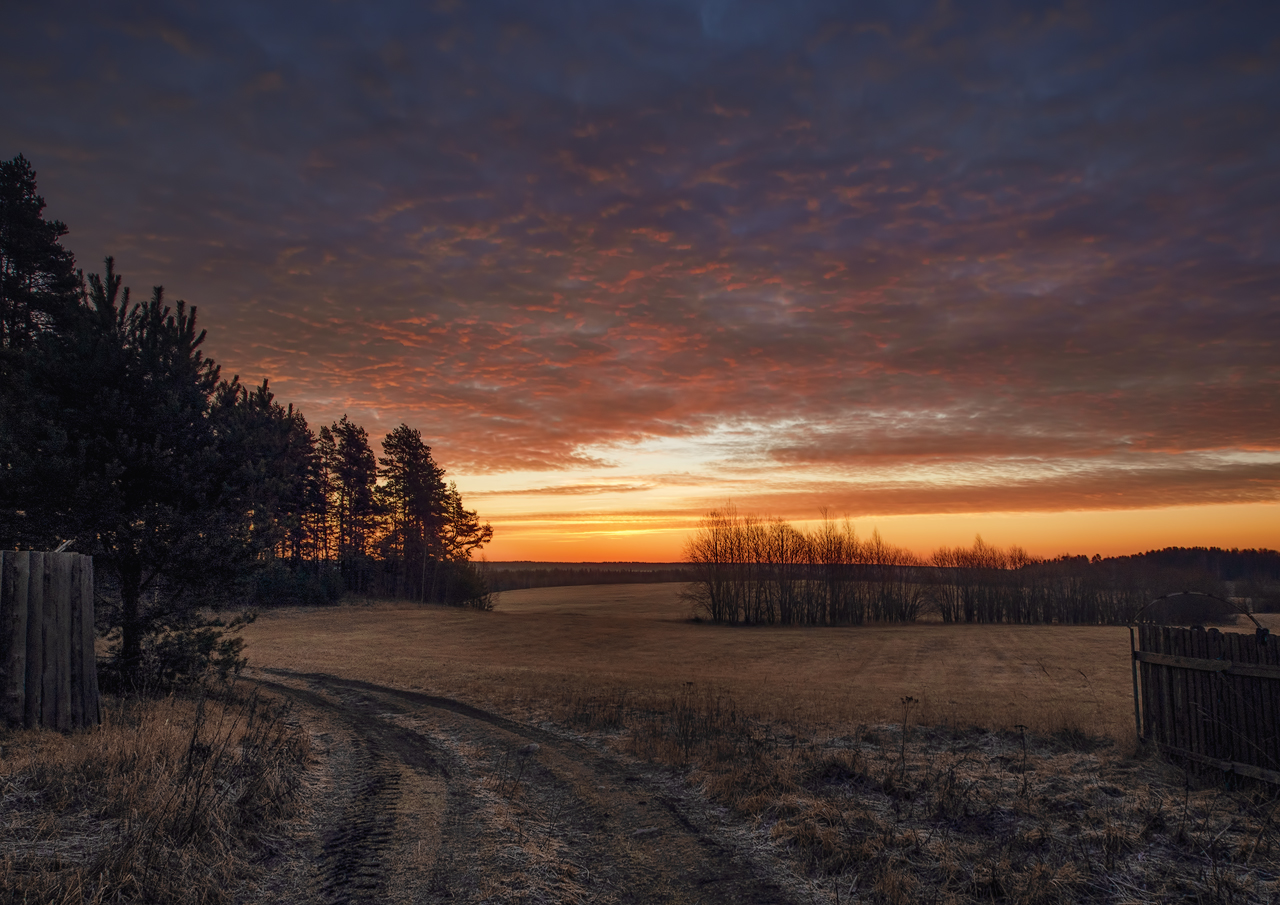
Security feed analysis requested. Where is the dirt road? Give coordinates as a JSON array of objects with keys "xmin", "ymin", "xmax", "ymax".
[{"xmin": 247, "ymin": 668, "xmax": 811, "ymax": 905}]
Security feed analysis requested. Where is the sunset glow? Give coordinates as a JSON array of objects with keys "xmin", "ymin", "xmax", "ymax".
[{"xmin": 4, "ymin": 2, "xmax": 1277, "ymax": 561}]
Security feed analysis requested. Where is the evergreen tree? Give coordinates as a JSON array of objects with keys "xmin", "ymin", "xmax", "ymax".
[
  {"xmin": 376, "ymin": 424, "xmax": 492, "ymax": 602},
  {"xmin": 1, "ymin": 257, "xmax": 253, "ymax": 684},
  {"xmin": 211, "ymin": 377, "xmax": 321, "ymax": 566},
  {"xmin": 441, "ymin": 481, "xmax": 493, "ymax": 562},
  {"xmin": 377, "ymin": 424, "xmax": 447, "ymax": 597},
  {"xmin": 0, "ymin": 154, "xmax": 80, "ymax": 350},
  {"xmin": 318, "ymin": 415, "xmax": 379, "ymax": 587}
]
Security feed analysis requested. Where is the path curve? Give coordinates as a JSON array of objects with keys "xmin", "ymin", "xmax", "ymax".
[{"xmin": 247, "ymin": 668, "xmax": 811, "ymax": 905}]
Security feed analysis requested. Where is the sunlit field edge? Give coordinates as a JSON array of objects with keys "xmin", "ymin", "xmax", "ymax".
[{"xmin": 238, "ymin": 583, "xmax": 1178, "ymax": 745}]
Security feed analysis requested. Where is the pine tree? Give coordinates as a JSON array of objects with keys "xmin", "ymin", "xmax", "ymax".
[
  {"xmin": 318, "ymin": 415, "xmax": 379, "ymax": 589},
  {"xmin": 0, "ymin": 154, "xmax": 80, "ymax": 350},
  {"xmin": 2, "ymin": 257, "xmax": 255, "ymax": 684}
]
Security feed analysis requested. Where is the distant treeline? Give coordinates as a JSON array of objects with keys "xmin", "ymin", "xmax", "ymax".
[
  {"xmin": 486, "ymin": 566, "xmax": 691, "ymax": 593},
  {"xmin": 1103, "ymin": 547, "xmax": 1280, "ymax": 582},
  {"xmin": 683, "ymin": 507, "xmax": 1278, "ymax": 626}
]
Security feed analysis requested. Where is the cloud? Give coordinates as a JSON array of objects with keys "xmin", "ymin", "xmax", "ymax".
[
  {"xmin": 470, "ymin": 482, "xmax": 655, "ymax": 497},
  {"xmin": 2, "ymin": 0, "xmax": 1278, "ymax": 536}
]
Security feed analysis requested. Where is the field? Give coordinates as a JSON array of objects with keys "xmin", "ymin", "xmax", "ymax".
[
  {"xmin": 243, "ymin": 583, "xmax": 1139, "ymax": 740},
  {"xmin": 234, "ymin": 583, "xmax": 1280, "ymax": 904}
]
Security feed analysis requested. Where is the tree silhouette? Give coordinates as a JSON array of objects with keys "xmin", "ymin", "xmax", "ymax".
[
  {"xmin": 0, "ymin": 154, "xmax": 80, "ymax": 351},
  {"xmin": 377, "ymin": 424, "xmax": 446, "ymax": 598},
  {"xmin": 318, "ymin": 415, "xmax": 379, "ymax": 587},
  {"xmin": 376, "ymin": 424, "xmax": 492, "ymax": 601}
]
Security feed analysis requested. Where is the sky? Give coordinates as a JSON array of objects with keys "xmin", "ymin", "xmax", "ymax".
[{"xmin": 2, "ymin": 1, "xmax": 1278, "ymax": 561}]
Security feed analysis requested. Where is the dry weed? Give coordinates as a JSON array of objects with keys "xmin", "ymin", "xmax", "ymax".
[
  {"xmin": 542, "ymin": 683, "xmax": 1280, "ymax": 904},
  {"xmin": 0, "ymin": 684, "xmax": 309, "ymax": 905}
]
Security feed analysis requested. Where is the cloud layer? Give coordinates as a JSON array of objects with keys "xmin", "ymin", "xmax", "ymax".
[{"xmin": 2, "ymin": 1, "xmax": 1278, "ymax": 553}]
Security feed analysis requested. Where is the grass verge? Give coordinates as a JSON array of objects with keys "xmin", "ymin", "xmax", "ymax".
[
  {"xmin": 552, "ymin": 682, "xmax": 1280, "ymax": 904},
  {"xmin": 0, "ymin": 683, "xmax": 309, "ymax": 905}
]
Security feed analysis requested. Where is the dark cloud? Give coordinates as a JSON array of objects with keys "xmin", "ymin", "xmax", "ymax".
[{"xmin": 2, "ymin": 0, "xmax": 1278, "ymax": 526}]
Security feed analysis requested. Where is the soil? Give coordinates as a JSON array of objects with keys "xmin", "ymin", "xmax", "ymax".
[{"xmin": 245, "ymin": 667, "xmax": 815, "ymax": 905}]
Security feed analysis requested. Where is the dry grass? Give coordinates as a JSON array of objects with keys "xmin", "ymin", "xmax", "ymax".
[
  {"xmin": 243, "ymin": 585, "xmax": 1280, "ymax": 903},
  {"xmin": 573, "ymin": 686, "xmax": 1280, "ymax": 904},
  {"xmin": 245, "ymin": 584, "xmax": 1138, "ymax": 740},
  {"xmin": 0, "ymin": 685, "xmax": 309, "ymax": 905}
]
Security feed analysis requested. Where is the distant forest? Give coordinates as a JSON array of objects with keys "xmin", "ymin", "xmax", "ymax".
[
  {"xmin": 485, "ymin": 564, "xmax": 692, "ymax": 593},
  {"xmin": 488, "ymin": 547, "xmax": 1280, "ymax": 594},
  {"xmin": 0, "ymin": 155, "xmax": 492, "ymax": 683}
]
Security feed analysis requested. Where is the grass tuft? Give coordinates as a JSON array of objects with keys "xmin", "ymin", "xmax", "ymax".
[{"xmin": 0, "ymin": 683, "xmax": 309, "ymax": 905}]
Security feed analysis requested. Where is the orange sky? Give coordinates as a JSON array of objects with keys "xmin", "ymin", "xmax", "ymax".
[{"xmin": 467, "ymin": 499, "xmax": 1280, "ymax": 563}]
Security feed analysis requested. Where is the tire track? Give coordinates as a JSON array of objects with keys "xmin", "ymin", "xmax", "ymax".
[{"xmin": 252, "ymin": 668, "xmax": 811, "ymax": 905}]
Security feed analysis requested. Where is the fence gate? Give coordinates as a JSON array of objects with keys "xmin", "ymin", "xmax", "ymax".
[
  {"xmin": 0, "ymin": 551, "xmax": 101, "ymax": 730},
  {"xmin": 1130, "ymin": 603, "xmax": 1279, "ymax": 784}
]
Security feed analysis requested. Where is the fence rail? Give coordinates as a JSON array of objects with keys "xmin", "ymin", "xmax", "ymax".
[
  {"xmin": 1132, "ymin": 622, "xmax": 1279, "ymax": 784},
  {"xmin": 0, "ymin": 551, "xmax": 100, "ymax": 730}
]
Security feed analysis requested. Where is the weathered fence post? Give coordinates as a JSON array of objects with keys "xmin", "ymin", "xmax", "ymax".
[{"xmin": 0, "ymin": 551, "xmax": 100, "ymax": 731}]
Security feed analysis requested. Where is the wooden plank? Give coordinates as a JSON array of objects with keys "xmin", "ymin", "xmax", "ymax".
[
  {"xmin": 1265, "ymin": 632, "xmax": 1280, "ymax": 770},
  {"xmin": 1244, "ymin": 634, "xmax": 1264, "ymax": 768},
  {"xmin": 1235, "ymin": 634, "xmax": 1253, "ymax": 768},
  {"xmin": 1136, "ymin": 627, "xmax": 1146, "ymax": 742},
  {"xmin": 1217, "ymin": 630, "xmax": 1237, "ymax": 765},
  {"xmin": 1147, "ymin": 624, "xmax": 1161, "ymax": 743},
  {"xmin": 1189, "ymin": 629, "xmax": 1207, "ymax": 763},
  {"xmin": 1172, "ymin": 627, "xmax": 1187, "ymax": 752},
  {"xmin": 41, "ymin": 553, "xmax": 71, "ymax": 731},
  {"xmin": 56, "ymin": 555, "xmax": 72, "ymax": 731},
  {"xmin": 1246, "ymin": 635, "xmax": 1271, "ymax": 771},
  {"xmin": 1202, "ymin": 631, "xmax": 1220, "ymax": 763},
  {"xmin": 1138, "ymin": 624, "xmax": 1152, "ymax": 741},
  {"xmin": 80, "ymin": 556, "xmax": 99, "ymax": 727},
  {"xmin": 1, "ymin": 552, "xmax": 30, "ymax": 726},
  {"xmin": 1149, "ymin": 624, "xmax": 1162, "ymax": 742},
  {"xmin": 1132, "ymin": 650, "xmax": 1280, "ymax": 680},
  {"xmin": 68, "ymin": 555, "xmax": 84, "ymax": 729},
  {"xmin": 1238, "ymin": 633, "xmax": 1257, "ymax": 768},
  {"xmin": 1161, "ymin": 626, "xmax": 1178, "ymax": 749},
  {"xmin": 1206, "ymin": 630, "xmax": 1227, "ymax": 765},
  {"xmin": 1152, "ymin": 624, "xmax": 1171, "ymax": 745},
  {"xmin": 1160, "ymin": 744, "xmax": 1280, "ymax": 786},
  {"xmin": 1258, "ymin": 631, "xmax": 1272, "ymax": 765},
  {"xmin": 40, "ymin": 553, "xmax": 57, "ymax": 730},
  {"xmin": 23, "ymin": 552, "xmax": 44, "ymax": 728},
  {"xmin": 1134, "ymin": 649, "xmax": 1227, "ymax": 671},
  {"xmin": 1257, "ymin": 634, "xmax": 1276, "ymax": 771},
  {"xmin": 1134, "ymin": 624, "xmax": 1147, "ymax": 741},
  {"xmin": 1185, "ymin": 630, "xmax": 1204, "ymax": 762},
  {"xmin": 1225, "ymin": 632, "xmax": 1245, "ymax": 766},
  {"xmin": 1175, "ymin": 627, "xmax": 1192, "ymax": 754},
  {"xmin": 1182, "ymin": 629, "xmax": 1200, "ymax": 761}
]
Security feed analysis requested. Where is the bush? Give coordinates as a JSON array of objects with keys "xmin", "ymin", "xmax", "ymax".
[
  {"xmin": 249, "ymin": 559, "xmax": 345, "ymax": 607},
  {"xmin": 101, "ymin": 613, "xmax": 254, "ymax": 694}
]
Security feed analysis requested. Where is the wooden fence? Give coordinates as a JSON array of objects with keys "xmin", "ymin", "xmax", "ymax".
[
  {"xmin": 1131, "ymin": 622, "xmax": 1280, "ymax": 784},
  {"xmin": 0, "ymin": 551, "xmax": 100, "ymax": 730}
]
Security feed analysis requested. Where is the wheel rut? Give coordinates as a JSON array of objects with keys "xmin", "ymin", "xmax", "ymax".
[{"xmin": 249, "ymin": 668, "xmax": 810, "ymax": 905}]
